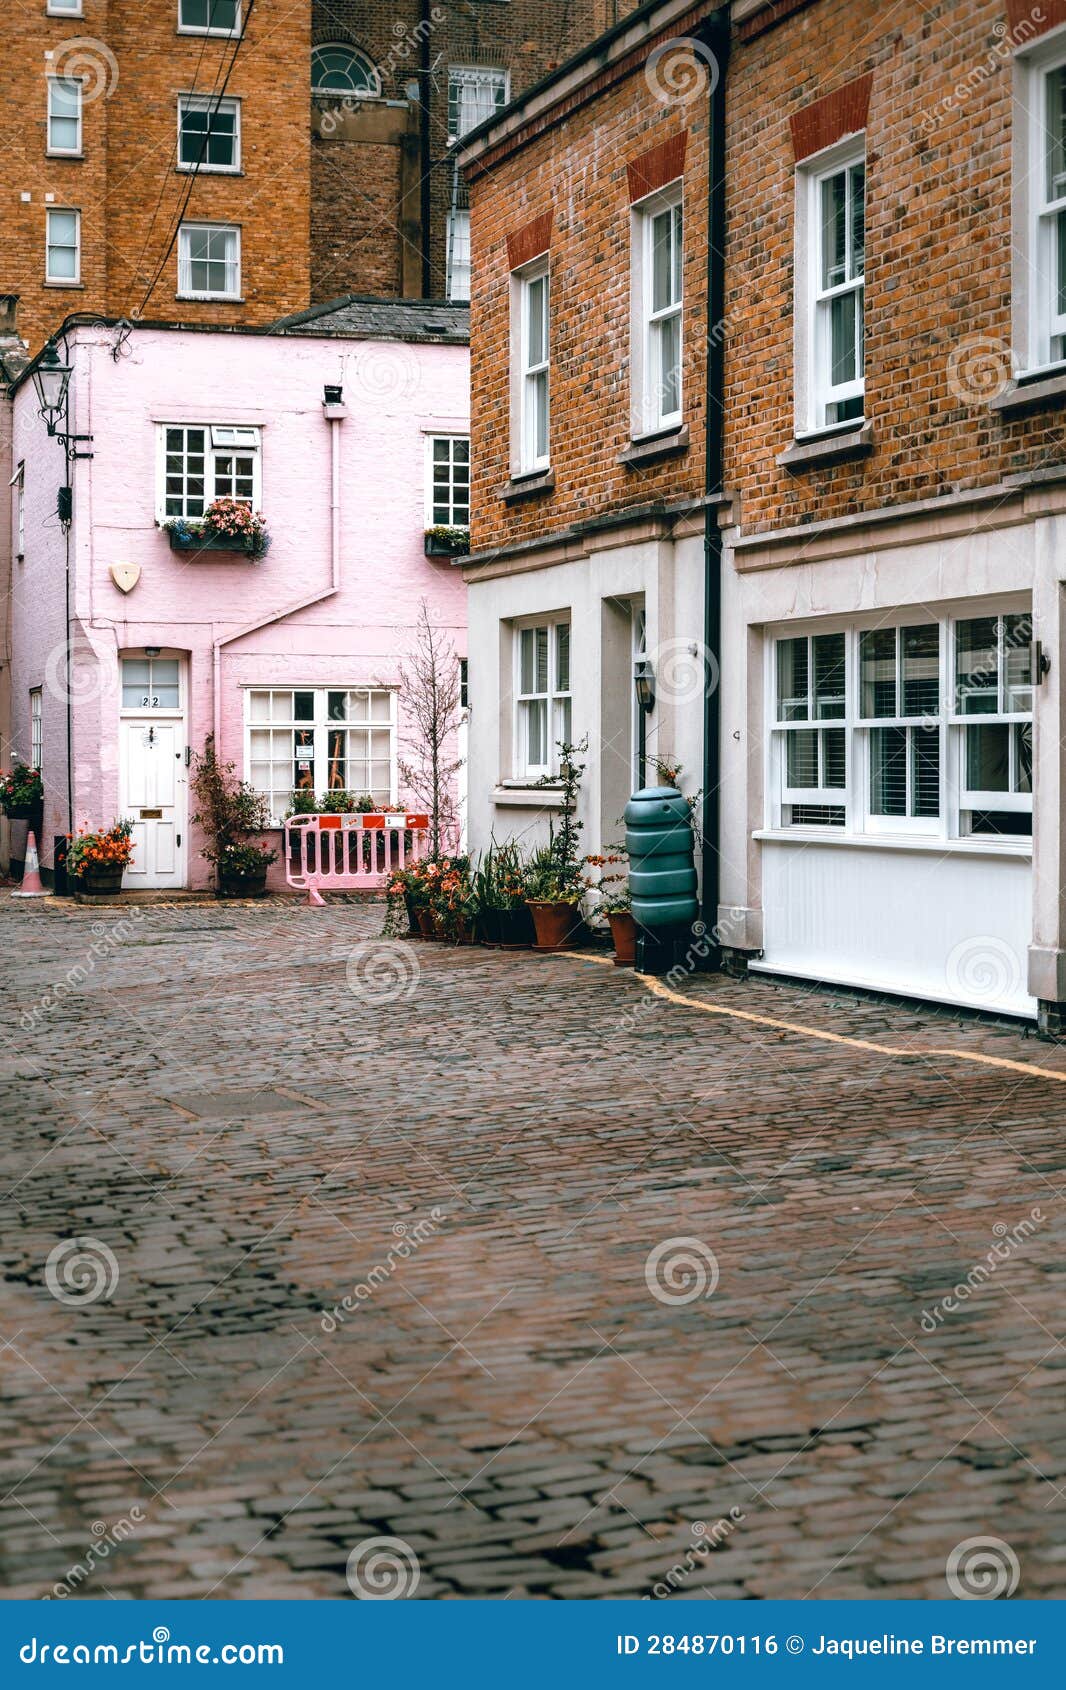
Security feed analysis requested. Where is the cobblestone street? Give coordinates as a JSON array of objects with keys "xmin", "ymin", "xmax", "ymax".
[{"xmin": 1, "ymin": 895, "xmax": 1064, "ymax": 1601}]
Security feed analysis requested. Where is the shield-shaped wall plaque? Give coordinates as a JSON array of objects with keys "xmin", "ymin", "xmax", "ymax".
[{"xmin": 109, "ymin": 563, "xmax": 140, "ymax": 594}]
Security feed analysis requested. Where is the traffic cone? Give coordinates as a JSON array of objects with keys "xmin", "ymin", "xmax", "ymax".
[{"xmin": 12, "ymin": 831, "xmax": 48, "ymax": 898}]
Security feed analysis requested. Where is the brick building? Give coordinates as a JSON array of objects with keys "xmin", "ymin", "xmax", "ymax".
[
  {"xmin": 456, "ymin": 0, "xmax": 722, "ymax": 886},
  {"xmin": 2, "ymin": 1, "xmax": 312, "ymax": 355},
  {"xmin": 461, "ymin": 0, "xmax": 1066, "ymax": 1031},
  {"xmin": 309, "ymin": 1, "xmax": 647, "ymax": 304}
]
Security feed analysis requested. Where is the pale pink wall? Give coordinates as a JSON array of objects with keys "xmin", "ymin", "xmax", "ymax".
[{"xmin": 10, "ymin": 323, "xmax": 469, "ymax": 887}]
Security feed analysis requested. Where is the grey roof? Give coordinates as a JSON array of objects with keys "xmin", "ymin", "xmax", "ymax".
[{"xmin": 272, "ymin": 295, "xmax": 469, "ymax": 345}]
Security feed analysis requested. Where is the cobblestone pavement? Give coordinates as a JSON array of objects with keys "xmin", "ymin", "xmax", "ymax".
[{"xmin": 1, "ymin": 894, "xmax": 1064, "ymax": 1601}]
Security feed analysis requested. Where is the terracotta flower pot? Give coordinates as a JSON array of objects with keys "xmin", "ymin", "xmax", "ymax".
[
  {"xmin": 526, "ymin": 900, "xmax": 583, "ymax": 953},
  {"xmin": 416, "ymin": 908, "xmax": 437, "ymax": 939},
  {"xmin": 607, "ymin": 910, "xmax": 637, "ymax": 967}
]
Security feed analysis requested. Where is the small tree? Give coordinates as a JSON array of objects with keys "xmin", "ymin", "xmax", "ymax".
[
  {"xmin": 190, "ymin": 736, "xmax": 277, "ymax": 877},
  {"xmin": 395, "ymin": 600, "xmax": 463, "ymax": 858}
]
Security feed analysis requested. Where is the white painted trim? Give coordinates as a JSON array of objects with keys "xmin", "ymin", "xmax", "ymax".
[{"xmin": 176, "ymin": 93, "xmax": 242, "ymax": 174}]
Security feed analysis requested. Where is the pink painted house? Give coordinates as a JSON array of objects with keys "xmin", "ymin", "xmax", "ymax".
[{"xmin": 6, "ymin": 303, "xmax": 469, "ymax": 891}]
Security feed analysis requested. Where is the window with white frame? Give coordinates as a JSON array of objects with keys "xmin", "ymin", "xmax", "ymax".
[
  {"xmin": 245, "ymin": 688, "xmax": 396, "ymax": 824},
  {"xmin": 11, "ymin": 462, "xmax": 25, "ymax": 557},
  {"xmin": 427, "ymin": 436, "xmax": 470, "ymax": 527},
  {"xmin": 121, "ymin": 657, "xmax": 181, "ymax": 709},
  {"xmin": 47, "ymin": 1, "xmax": 83, "ymax": 15},
  {"xmin": 447, "ymin": 205, "xmax": 470, "ymax": 302},
  {"xmin": 1031, "ymin": 53, "xmax": 1066, "ymax": 368},
  {"xmin": 802, "ymin": 145, "xmax": 865, "ymax": 430},
  {"xmin": 179, "ymin": 0, "xmax": 241, "ymax": 35},
  {"xmin": 770, "ymin": 610, "xmax": 1034, "ymax": 839},
  {"xmin": 159, "ymin": 425, "xmax": 261, "ymax": 519},
  {"xmin": 45, "ymin": 208, "xmax": 80, "ymax": 283},
  {"xmin": 447, "ymin": 66, "xmax": 508, "ymax": 141},
  {"xmin": 516, "ymin": 261, "xmax": 550, "ymax": 472},
  {"xmin": 30, "ymin": 689, "xmax": 42, "ymax": 773},
  {"xmin": 515, "ymin": 617, "xmax": 571, "ymax": 779},
  {"xmin": 177, "ymin": 222, "xmax": 240, "ymax": 299},
  {"xmin": 178, "ymin": 95, "xmax": 240, "ymax": 172},
  {"xmin": 634, "ymin": 188, "xmax": 683, "ymax": 434},
  {"xmin": 47, "ymin": 77, "xmax": 82, "ymax": 155},
  {"xmin": 311, "ymin": 43, "xmax": 378, "ymax": 96}
]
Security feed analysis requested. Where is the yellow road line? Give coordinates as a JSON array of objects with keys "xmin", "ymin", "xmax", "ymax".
[{"xmin": 566, "ymin": 954, "xmax": 1066, "ymax": 1085}]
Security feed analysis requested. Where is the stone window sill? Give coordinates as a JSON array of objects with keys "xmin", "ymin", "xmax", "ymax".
[
  {"xmin": 618, "ymin": 424, "xmax": 690, "ymax": 469},
  {"xmin": 777, "ymin": 420, "xmax": 874, "ymax": 470},
  {"xmin": 492, "ymin": 784, "xmax": 565, "ymax": 809},
  {"xmin": 497, "ymin": 469, "xmax": 555, "ymax": 505},
  {"xmin": 990, "ymin": 369, "xmax": 1066, "ymax": 416}
]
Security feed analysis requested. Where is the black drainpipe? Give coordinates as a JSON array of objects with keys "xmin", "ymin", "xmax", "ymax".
[
  {"xmin": 420, "ymin": 0, "xmax": 433, "ymax": 297},
  {"xmin": 697, "ymin": 9, "xmax": 730, "ymax": 970}
]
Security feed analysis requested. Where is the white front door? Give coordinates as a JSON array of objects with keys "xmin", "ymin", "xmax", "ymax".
[{"xmin": 120, "ymin": 717, "xmax": 187, "ymax": 887}]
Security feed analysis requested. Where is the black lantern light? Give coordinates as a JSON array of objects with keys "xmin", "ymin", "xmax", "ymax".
[
  {"xmin": 634, "ymin": 658, "xmax": 656, "ymax": 713},
  {"xmin": 31, "ymin": 345, "xmax": 73, "ymax": 434}
]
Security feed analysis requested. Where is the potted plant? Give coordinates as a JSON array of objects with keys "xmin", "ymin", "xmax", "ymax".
[
  {"xmin": 0, "ymin": 764, "xmax": 43, "ymax": 820},
  {"xmin": 424, "ymin": 524, "xmax": 470, "ymax": 559},
  {"xmin": 68, "ymin": 819, "xmax": 135, "ymax": 898},
  {"xmin": 162, "ymin": 497, "xmax": 271, "ymax": 560},
  {"xmin": 191, "ymin": 737, "xmax": 278, "ymax": 898},
  {"xmin": 475, "ymin": 840, "xmax": 534, "ymax": 948},
  {"xmin": 525, "ymin": 740, "xmax": 588, "ymax": 953},
  {"xmin": 385, "ymin": 864, "xmax": 427, "ymax": 938},
  {"xmin": 586, "ymin": 851, "xmax": 636, "ymax": 966}
]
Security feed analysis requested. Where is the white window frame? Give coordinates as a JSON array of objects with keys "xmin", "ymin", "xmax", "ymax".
[
  {"xmin": 951, "ymin": 611, "xmax": 1035, "ymax": 824},
  {"xmin": 45, "ymin": 207, "xmax": 80, "ymax": 285},
  {"xmin": 178, "ymin": 0, "xmax": 242, "ymax": 37},
  {"xmin": 511, "ymin": 259, "xmax": 550, "ymax": 475},
  {"xmin": 46, "ymin": 1, "xmax": 83, "ymax": 14},
  {"xmin": 177, "ymin": 222, "xmax": 241, "ymax": 300},
  {"xmin": 177, "ymin": 94, "xmax": 241, "ymax": 173},
  {"xmin": 311, "ymin": 43, "xmax": 379, "ymax": 98},
  {"xmin": 446, "ymin": 207, "xmax": 470, "ymax": 303},
  {"xmin": 120, "ymin": 656, "xmax": 183, "ymax": 713},
  {"xmin": 30, "ymin": 689, "xmax": 42, "ymax": 773},
  {"xmin": 631, "ymin": 184, "xmax": 684, "ymax": 437},
  {"xmin": 157, "ymin": 424, "xmax": 262, "ymax": 520},
  {"xmin": 11, "ymin": 462, "xmax": 25, "ymax": 557},
  {"xmin": 513, "ymin": 615, "xmax": 572, "ymax": 781},
  {"xmin": 796, "ymin": 136, "xmax": 866, "ymax": 435},
  {"xmin": 447, "ymin": 66, "xmax": 509, "ymax": 141},
  {"xmin": 767, "ymin": 603, "xmax": 1034, "ymax": 843},
  {"xmin": 1020, "ymin": 39, "xmax": 1066, "ymax": 373},
  {"xmin": 243, "ymin": 687, "xmax": 398, "ymax": 826},
  {"xmin": 47, "ymin": 75, "xmax": 83, "ymax": 157},
  {"xmin": 425, "ymin": 435, "xmax": 470, "ymax": 528}
]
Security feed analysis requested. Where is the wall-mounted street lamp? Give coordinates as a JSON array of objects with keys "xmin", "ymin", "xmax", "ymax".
[
  {"xmin": 634, "ymin": 658, "xmax": 656, "ymax": 713},
  {"xmin": 30, "ymin": 345, "xmax": 93, "ymax": 458}
]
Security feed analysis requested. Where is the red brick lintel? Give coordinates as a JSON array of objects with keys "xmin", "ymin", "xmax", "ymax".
[
  {"xmin": 628, "ymin": 132, "xmax": 689, "ymax": 202},
  {"xmin": 506, "ymin": 212, "xmax": 555, "ymax": 271},
  {"xmin": 789, "ymin": 72, "xmax": 874, "ymax": 163},
  {"xmin": 1006, "ymin": 0, "xmax": 1066, "ymax": 36}
]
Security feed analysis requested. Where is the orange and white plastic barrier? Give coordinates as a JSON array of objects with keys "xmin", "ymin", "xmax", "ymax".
[{"xmin": 284, "ymin": 813, "xmax": 431, "ymax": 906}]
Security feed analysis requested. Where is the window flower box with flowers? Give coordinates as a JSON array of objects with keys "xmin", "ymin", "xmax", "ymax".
[
  {"xmin": 424, "ymin": 524, "xmax": 470, "ymax": 559},
  {"xmin": 162, "ymin": 497, "xmax": 271, "ymax": 561}
]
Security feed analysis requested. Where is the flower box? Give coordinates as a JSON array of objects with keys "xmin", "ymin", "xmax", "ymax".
[
  {"xmin": 166, "ymin": 529, "xmax": 270, "ymax": 562},
  {"xmin": 424, "ymin": 526, "xmax": 470, "ymax": 559}
]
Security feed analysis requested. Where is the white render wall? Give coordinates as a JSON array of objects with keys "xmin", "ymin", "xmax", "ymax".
[{"xmin": 465, "ymin": 530, "xmax": 705, "ymax": 867}]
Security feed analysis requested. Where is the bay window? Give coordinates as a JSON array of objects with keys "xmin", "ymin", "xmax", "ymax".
[
  {"xmin": 770, "ymin": 609, "xmax": 1033, "ymax": 841},
  {"xmin": 515, "ymin": 617, "xmax": 571, "ymax": 779},
  {"xmin": 246, "ymin": 688, "xmax": 396, "ymax": 825}
]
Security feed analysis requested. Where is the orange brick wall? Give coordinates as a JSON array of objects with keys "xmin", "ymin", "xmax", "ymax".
[
  {"xmin": 724, "ymin": 0, "xmax": 1065, "ymax": 534},
  {"xmin": 3, "ymin": 0, "xmax": 310, "ymax": 354},
  {"xmin": 466, "ymin": 6, "xmax": 713, "ymax": 556}
]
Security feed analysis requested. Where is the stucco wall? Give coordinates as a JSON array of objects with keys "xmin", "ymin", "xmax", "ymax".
[{"xmin": 10, "ymin": 323, "xmax": 469, "ymax": 887}]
